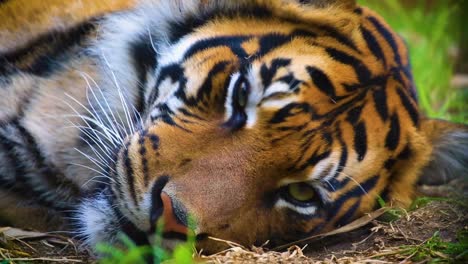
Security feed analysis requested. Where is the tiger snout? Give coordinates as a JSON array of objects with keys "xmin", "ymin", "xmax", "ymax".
[{"xmin": 104, "ymin": 127, "xmax": 268, "ymax": 252}]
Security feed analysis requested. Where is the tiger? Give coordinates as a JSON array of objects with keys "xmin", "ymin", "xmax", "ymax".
[{"xmin": 0, "ymin": 0, "xmax": 467, "ymax": 255}]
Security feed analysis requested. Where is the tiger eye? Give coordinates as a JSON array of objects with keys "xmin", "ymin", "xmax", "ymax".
[
  {"xmin": 287, "ymin": 183, "xmax": 316, "ymax": 202},
  {"xmin": 236, "ymin": 82, "xmax": 249, "ymax": 108}
]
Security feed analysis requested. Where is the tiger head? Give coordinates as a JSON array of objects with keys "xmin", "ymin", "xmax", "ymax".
[{"xmin": 77, "ymin": 0, "xmax": 468, "ymax": 253}]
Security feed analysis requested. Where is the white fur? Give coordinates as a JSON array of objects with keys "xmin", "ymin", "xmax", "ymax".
[
  {"xmin": 77, "ymin": 192, "xmax": 119, "ymax": 247},
  {"xmin": 275, "ymin": 198, "xmax": 317, "ymax": 215}
]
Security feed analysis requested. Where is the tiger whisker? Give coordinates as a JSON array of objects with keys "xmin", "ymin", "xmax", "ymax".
[
  {"xmin": 65, "ymin": 121, "xmax": 116, "ymax": 152},
  {"xmin": 77, "ymin": 136, "xmax": 116, "ymax": 168},
  {"xmin": 147, "ymin": 26, "xmax": 158, "ymax": 54},
  {"xmin": 78, "ymin": 72, "xmax": 127, "ymax": 142},
  {"xmin": 82, "ymin": 177, "xmax": 115, "ymax": 188},
  {"xmin": 76, "ymin": 131, "xmax": 114, "ymax": 161},
  {"xmin": 61, "ymin": 107, "xmax": 122, "ymax": 147},
  {"xmin": 336, "ymin": 169, "xmax": 368, "ymax": 195},
  {"xmin": 100, "ymin": 51, "xmax": 136, "ymax": 137},
  {"xmin": 83, "ymin": 77, "xmax": 124, "ymax": 140},
  {"xmin": 74, "ymin": 147, "xmax": 115, "ymax": 174},
  {"xmin": 68, "ymin": 162, "xmax": 115, "ymax": 184},
  {"xmin": 62, "ymin": 93, "xmax": 123, "ymax": 145},
  {"xmin": 323, "ymin": 179, "xmax": 336, "ymax": 192}
]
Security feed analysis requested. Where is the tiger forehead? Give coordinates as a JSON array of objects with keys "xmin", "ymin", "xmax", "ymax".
[{"xmin": 157, "ymin": 15, "xmax": 343, "ymax": 67}]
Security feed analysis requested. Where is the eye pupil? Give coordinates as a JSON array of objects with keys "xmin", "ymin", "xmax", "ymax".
[{"xmin": 287, "ymin": 183, "xmax": 316, "ymax": 202}]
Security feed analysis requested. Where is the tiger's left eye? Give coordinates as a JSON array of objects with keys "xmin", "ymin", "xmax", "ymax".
[{"xmin": 235, "ymin": 80, "xmax": 249, "ymax": 109}]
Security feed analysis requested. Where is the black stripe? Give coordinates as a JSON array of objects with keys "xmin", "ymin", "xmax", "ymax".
[
  {"xmin": 0, "ymin": 120, "xmax": 78, "ymax": 209},
  {"xmin": 183, "ymin": 31, "xmax": 317, "ymax": 64},
  {"xmin": 257, "ymin": 33, "xmax": 293, "ymax": 57},
  {"xmin": 326, "ymin": 175, "xmax": 379, "ymax": 220},
  {"xmin": 112, "ymin": 206, "xmax": 151, "ymax": 251},
  {"xmin": 182, "ymin": 61, "xmax": 230, "ymax": 106},
  {"xmin": 361, "ymin": 26, "xmax": 387, "ymax": 67},
  {"xmin": 366, "ymin": 16, "xmax": 402, "ymax": 66},
  {"xmin": 148, "ymin": 134, "xmax": 160, "ymax": 151},
  {"xmin": 167, "ymin": 6, "xmax": 273, "ymax": 43},
  {"xmin": 396, "ymin": 88, "xmax": 419, "ymax": 126},
  {"xmin": 14, "ymin": 120, "xmax": 79, "ymax": 193},
  {"xmin": 260, "ymin": 58, "xmax": 292, "ymax": 89},
  {"xmin": 138, "ymin": 133, "xmax": 150, "ymax": 186},
  {"xmin": 0, "ymin": 134, "xmax": 19, "ymax": 188},
  {"xmin": 0, "ymin": 18, "xmax": 98, "ymax": 77},
  {"xmin": 150, "ymin": 63, "xmax": 186, "ymax": 105},
  {"xmin": 332, "ymin": 131, "xmax": 349, "ymax": 179},
  {"xmin": 150, "ymin": 176, "xmax": 170, "ymax": 232},
  {"xmin": 123, "ymin": 144, "xmax": 138, "ymax": 206},
  {"xmin": 354, "ymin": 7, "xmax": 363, "ymax": 15},
  {"xmin": 335, "ymin": 198, "xmax": 361, "ymax": 227},
  {"xmin": 296, "ymin": 150, "xmax": 331, "ymax": 172},
  {"xmin": 397, "ymin": 144, "xmax": 412, "ymax": 160},
  {"xmin": 317, "ymin": 24, "xmax": 358, "ymax": 51},
  {"xmin": 325, "ymin": 47, "xmax": 371, "ymax": 84},
  {"xmin": 269, "ymin": 103, "xmax": 318, "ymax": 124},
  {"xmin": 0, "ymin": 130, "xmax": 60, "ymax": 208},
  {"xmin": 385, "ymin": 113, "xmax": 400, "ymax": 151},
  {"xmin": 324, "ymin": 129, "xmax": 351, "ymax": 192},
  {"xmin": 372, "ymin": 87, "xmax": 389, "ymax": 121},
  {"xmin": 178, "ymin": 108, "xmax": 206, "ymax": 121},
  {"xmin": 306, "ymin": 66, "xmax": 337, "ymax": 101},
  {"xmin": 346, "ymin": 105, "xmax": 363, "ymax": 125},
  {"xmin": 130, "ymin": 37, "xmax": 158, "ymax": 113},
  {"xmin": 277, "ymin": 74, "xmax": 301, "ymax": 93},
  {"xmin": 354, "ymin": 121, "xmax": 367, "ymax": 161},
  {"xmin": 183, "ymin": 36, "xmax": 250, "ymax": 62},
  {"xmin": 384, "ymin": 158, "xmax": 397, "ymax": 170}
]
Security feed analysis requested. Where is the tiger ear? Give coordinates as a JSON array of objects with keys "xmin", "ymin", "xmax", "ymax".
[
  {"xmin": 296, "ymin": 0, "xmax": 356, "ymax": 9},
  {"xmin": 417, "ymin": 119, "xmax": 468, "ymax": 187}
]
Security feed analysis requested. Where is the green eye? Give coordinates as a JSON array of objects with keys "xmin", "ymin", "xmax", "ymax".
[
  {"xmin": 236, "ymin": 81, "xmax": 249, "ymax": 108},
  {"xmin": 287, "ymin": 183, "xmax": 316, "ymax": 202}
]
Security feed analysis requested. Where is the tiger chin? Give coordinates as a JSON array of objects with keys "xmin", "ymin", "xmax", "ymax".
[{"xmin": 0, "ymin": 0, "xmax": 467, "ymax": 256}]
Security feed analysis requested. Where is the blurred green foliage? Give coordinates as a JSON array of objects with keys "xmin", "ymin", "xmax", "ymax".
[
  {"xmin": 97, "ymin": 220, "xmax": 195, "ymax": 264},
  {"xmin": 359, "ymin": 0, "xmax": 467, "ymax": 123}
]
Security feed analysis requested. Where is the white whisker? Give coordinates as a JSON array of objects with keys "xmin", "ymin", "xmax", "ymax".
[
  {"xmin": 323, "ymin": 179, "xmax": 336, "ymax": 192},
  {"xmin": 69, "ymin": 162, "xmax": 116, "ymax": 186},
  {"xmin": 82, "ymin": 176, "xmax": 115, "ymax": 188},
  {"xmin": 79, "ymin": 72, "xmax": 126, "ymax": 140},
  {"xmin": 74, "ymin": 147, "xmax": 114, "ymax": 174},
  {"xmin": 100, "ymin": 50, "xmax": 135, "ymax": 137},
  {"xmin": 337, "ymin": 169, "xmax": 368, "ymax": 195},
  {"xmin": 77, "ymin": 136, "xmax": 116, "ymax": 167}
]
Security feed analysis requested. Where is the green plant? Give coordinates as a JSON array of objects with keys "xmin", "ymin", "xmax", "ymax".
[
  {"xmin": 375, "ymin": 196, "xmax": 406, "ymax": 222},
  {"xmin": 397, "ymin": 231, "xmax": 468, "ymax": 263},
  {"xmin": 359, "ymin": 0, "xmax": 466, "ymax": 123},
  {"xmin": 97, "ymin": 220, "xmax": 195, "ymax": 264}
]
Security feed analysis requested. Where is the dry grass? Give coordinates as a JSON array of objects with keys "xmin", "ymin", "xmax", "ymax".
[{"xmin": 1, "ymin": 199, "xmax": 466, "ymax": 263}]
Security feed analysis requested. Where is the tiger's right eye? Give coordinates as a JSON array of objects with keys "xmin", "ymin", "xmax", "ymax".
[
  {"xmin": 280, "ymin": 183, "xmax": 321, "ymax": 207},
  {"xmin": 288, "ymin": 183, "xmax": 316, "ymax": 202}
]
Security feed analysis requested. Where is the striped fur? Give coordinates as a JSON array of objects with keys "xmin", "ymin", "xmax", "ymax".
[{"xmin": 0, "ymin": 0, "xmax": 466, "ymax": 253}]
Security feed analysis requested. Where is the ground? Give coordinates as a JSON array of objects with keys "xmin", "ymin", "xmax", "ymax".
[{"xmin": 1, "ymin": 195, "xmax": 467, "ymax": 263}]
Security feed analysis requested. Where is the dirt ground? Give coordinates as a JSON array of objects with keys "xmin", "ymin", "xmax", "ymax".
[{"xmin": 1, "ymin": 196, "xmax": 467, "ymax": 263}]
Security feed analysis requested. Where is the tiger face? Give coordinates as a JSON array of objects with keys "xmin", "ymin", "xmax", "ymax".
[{"xmin": 63, "ymin": 0, "xmax": 467, "ymax": 253}]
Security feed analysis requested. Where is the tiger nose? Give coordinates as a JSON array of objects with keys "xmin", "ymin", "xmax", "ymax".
[
  {"xmin": 149, "ymin": 176, "xmax": 189, "ymax": 236},
  {"xmin": 159, "ymin": 192, "xmax": 189, "ymax": 234}
]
